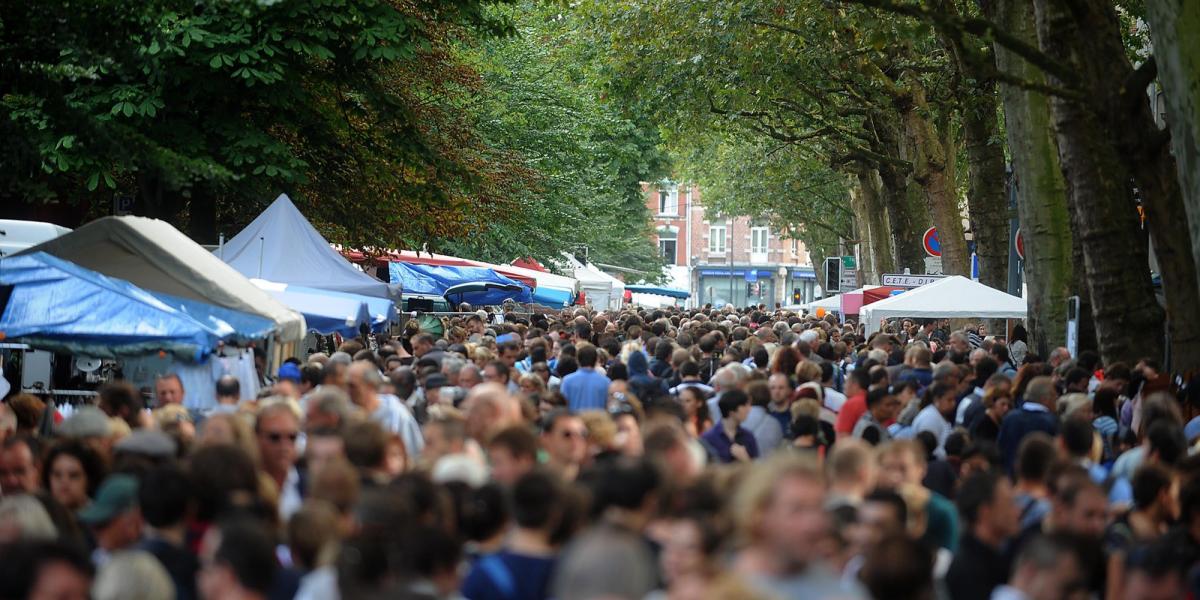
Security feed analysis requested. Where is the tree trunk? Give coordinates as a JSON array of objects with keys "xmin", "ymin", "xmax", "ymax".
[
  {"xmin": 933, "ymin": 0, "xmax": 1009, "ymax": 289},
  {"xmin": 960, "ymin": 95, "xmax": 1009, "ymax": 290},
  {"xmin": 847, "ymin": 180, "xmax": 875, "ymax": 286},
  {"xmin": 873, "ymin": 118, "xmax": 931, "ymax": 273},
  {"xmin": 1144, "ymin": 0, "xmax": 1200, "ymax": 371},
  {"xmin": 898, "ymin": 79, "xmax": 969, "ymax": 276},
  {"xmin": 1032, "ymin": 0, "xmax": 1166, "ymax": 366},
  {"xmin": 986, "ymin": 0, "xmax": 1075, "ymax": 357},
  {"xmin": 856, "ymin": 165, "xmax": 896, "ymax": 281}
]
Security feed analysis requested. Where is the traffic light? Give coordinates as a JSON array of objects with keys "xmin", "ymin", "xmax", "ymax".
[
  {"xmin": 792, "ymin": 289, "xmax": 802, "ymax": 303},
  {"xmin": 824, "ymin": 257, "xmax": 841, "ymax": 293}
]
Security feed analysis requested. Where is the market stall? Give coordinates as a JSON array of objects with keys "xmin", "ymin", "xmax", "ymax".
[
  {"xmin": 0, "ymin": 252, "xmax": 264, "ymax": 361},
  {"xmin": 18, "ymin": 215, "xmax": 305, "ymax": 342}
]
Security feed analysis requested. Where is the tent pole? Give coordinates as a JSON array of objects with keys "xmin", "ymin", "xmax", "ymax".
[{"xmin": 257, "ymin": 236, "xmax": 265, "ymax": 278}]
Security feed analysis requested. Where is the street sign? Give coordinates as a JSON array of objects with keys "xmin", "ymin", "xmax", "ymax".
[
  {"xmin": 922, "ymin": 227, "xmax": 941, "ymax": 257},
  {"xmin": 924, "ymin": 256, "xmax": 943, "ymax": 275},
  {"xmin": 840, "ymin": 268, "xmax": 859, "ymax": 291},
  {"xmin": 881, "ymin": 273, "xmax": 945, "ymax": 287},
  {"xmin": 1014, "ymin": 228, "xmax": 1025, "ymax": 261}
]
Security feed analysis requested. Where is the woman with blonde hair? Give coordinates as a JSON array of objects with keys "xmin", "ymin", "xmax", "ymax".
[{"xmin": 472, "ymin": 346, "xmax": 495, "ymax": 370}]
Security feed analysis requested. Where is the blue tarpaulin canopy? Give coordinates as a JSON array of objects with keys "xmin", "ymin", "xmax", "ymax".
[
  {"xmin": 150, "ymin": 292, "xmax": 277, "ymax": 343},
  {"xmin": 388, "ymin": 262, "xmax": 532, "ymax": 306},
  {"xmin": 252, "ymin": 279, "xmax": 375, "ymax": 337},
  {"xmin": 253, "ymin": 279, "xmax": 393, "ymax": 332},
  {"xmin": 0, "ymin": 252, "xmax": 252, "ymax": 361},
  {"xmin": 625, "ymin": 285, "xmax": 690, "ymax": 300},
  {"xmin": 531, "ymin": 286, "xmax": 573, "ymax": 308}
]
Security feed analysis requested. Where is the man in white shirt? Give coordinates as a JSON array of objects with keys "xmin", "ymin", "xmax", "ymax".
[
  {"xmin": 912, "ymin": 381, "xmax": 956, "ymax": 458},
  {"xmin": 821, "ymin": 362, "xmax": 846, "ymax": 413},
  {"xmin": 347, "ymin": 360, "xmax": 424, "ymax": 461}
]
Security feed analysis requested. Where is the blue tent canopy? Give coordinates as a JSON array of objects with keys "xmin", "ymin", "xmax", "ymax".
[
  {"xmin": 625, "ymin": 285, "xmax": 690, "ymax": 300},
  {"xmin": 261, "ymin": 282, "xmax": 393, "ymax": 333},
  {"xmin": 531, "ymin": 286, "xmax": 573, "ymax": 308},
  {"xmin": 0, "ymin": 252, "xmax": 235, "ymax": 361},
  {"xmin": 149, "ymin": 292, "xmax": 277, "ymax": 343},
  {"xmin": 388, "ymin": 263, "xmax": 532, "ymax": 306},
  {"xmin": 253, "ymin": 281, "xmax": 373, "ymax": 337}
]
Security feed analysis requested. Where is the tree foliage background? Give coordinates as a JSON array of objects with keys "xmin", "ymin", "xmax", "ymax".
[{"xmin": 0, "ymin": 0, "xmax": 668, "ymax": 276}]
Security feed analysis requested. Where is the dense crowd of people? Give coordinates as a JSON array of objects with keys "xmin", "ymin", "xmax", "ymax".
[{"xmin": 0, "ymin": 303, "xmax": 1197, "ymax": 600}]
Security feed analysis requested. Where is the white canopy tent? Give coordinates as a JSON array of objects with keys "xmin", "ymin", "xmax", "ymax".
[
  {"xmin": 219, "ymin": 194, "xmax": 399, "ymax": 299},
  {"xmin": 562, "ymin": 254, "xmax": 621, "ymax": 311},
  {"xmin": 590, "ymin": 264, "xmax": 625, "ymax": 308},
  {"xmin": 861, "ymin": 276, "xmax": 1026, "ymax": 335}
]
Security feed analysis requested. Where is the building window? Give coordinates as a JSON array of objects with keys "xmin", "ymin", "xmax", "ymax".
[
  {"xmin": 751, "ymin": 226, "xmax": 769, "ymax": 263},
  {"xmin": 658, "ymin": 228, "xmax": 678, "ymax": 264},
  {"xmin": 659, "ymin": 238, "xmax": 677, "ymax": 264},
  {"xmin": 658, "ymin": 190, "xmax": 676, "ymax": 215},
  {"xmin": 751, "ymin": 227, "xmax": 769, "ymax": 254},
  {"xmin": 708, "ymin": 225, "xmax": 727, "ymax": 254}
]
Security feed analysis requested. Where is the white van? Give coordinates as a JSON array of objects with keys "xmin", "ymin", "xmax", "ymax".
[{"xmin": 0, "ymin": 219, "xmax": 72, "ymax": 256}]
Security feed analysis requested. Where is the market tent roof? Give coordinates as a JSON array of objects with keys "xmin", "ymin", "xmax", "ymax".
[
  {"xmin": 218, "ymin": 194, "xmax": 398, "ymax": 300},
  {"xmin": 387, "ymin": 262, "xmax": 532, "ymax": 306},
  {"xmin": 252, "ymin": 279, "xmax": 373, "ymax": 337},
  {"xmin": 625, "ymin": 285, "xmax": 689, "ymax": 299},
  {"xmin": 500, "ymin": 262, "xmax": 576, "ymax": 308},
  {"xmin": 572, "ymin": 265, "xmax": 614, "ymax": 310},
  {"xmin": 17, "ymin": 216, "xmax": 306, "ymax": 341},
  {"xmin": 802, "ymin": 286, "xmax": 882, "ymax": 312},
  {"xmin": 861, "ymin": 276, "xmax": 1027, "ymax": 335},
  {"xmin": 388, "ymin": 251, "xmax": 539, "ymax": 288},
  {"xmin": 0, "ymin": 252, "xmax": 237, "ymax": 361},
  {"xmin": 149, "ymin": 292, "xmax": 277, "ymax": 343}
]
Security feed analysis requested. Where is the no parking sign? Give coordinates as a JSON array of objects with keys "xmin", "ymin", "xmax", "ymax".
[{"xmin": 922, "ymin": 227, "xmax": 941, "ymax": 257}]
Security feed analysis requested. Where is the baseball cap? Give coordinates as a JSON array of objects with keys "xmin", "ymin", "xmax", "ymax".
[
  {"xmin": 78, "ymin": 474, "xmax": 139, "ymax": 525},
  {"xmin": 425, "ymin": 374, "xmax": 449, "ymax": 390},
  {"xmin": 115, "ymin": 430, "xmax": 178, "ymax": 459},
  {"xmin": 57, "ymin": 406, "xmax": 112, "ymax": 439},
  {"xmin": 277, "ymin": 363, "xmax": 302, "ymax": 382}
]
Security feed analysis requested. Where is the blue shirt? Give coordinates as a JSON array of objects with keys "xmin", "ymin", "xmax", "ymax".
[
  {"xmin": 700, "ymin": 424, "xmax": 760, "ymax": 463},
  {"xmin": 461, "ymin": 551, "xmax": 556, "ymax": 600},
  {"xmin": 997, "ymin": 402, "xmax": 1059, "ymax": 474},
  {"xmin": 559, "ymin": 367, "xmax": 610, "ymax": 412}
]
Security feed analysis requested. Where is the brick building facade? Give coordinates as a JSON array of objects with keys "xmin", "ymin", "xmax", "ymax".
[{"xmin": 642, "ymin": 181, "xmax": 818, "ymax": 308}]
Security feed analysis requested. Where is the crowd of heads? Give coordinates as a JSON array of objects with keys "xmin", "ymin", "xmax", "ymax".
[{"xmin": 0, "ymin": 304, "xmax": 1197, "ymax": 599}]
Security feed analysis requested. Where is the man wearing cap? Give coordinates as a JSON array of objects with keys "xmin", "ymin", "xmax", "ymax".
[
  {"xmin": 424, "ymin": 373, "xmax": 451, "ymax": 409},
  {"xmin": 274, "ymin": 363, "xmax": 303, "ymax": 399},
  {"xmin": 57, "ymin": 406, "xmax": 114, "ymax": 458},
  {"xmin": 79, "ymin": 474, "xmax": 142, "ymax": 567}
]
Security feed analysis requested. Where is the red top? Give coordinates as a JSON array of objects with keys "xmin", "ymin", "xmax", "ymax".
[{"xmin": 835, "ymin": 392, "xmax": 867, "ymax": 435}]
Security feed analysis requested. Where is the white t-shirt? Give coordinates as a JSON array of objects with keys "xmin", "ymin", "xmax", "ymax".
[{"xmin": 823, "ymin": 387, "xmax": 847, "ymax": 413}]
